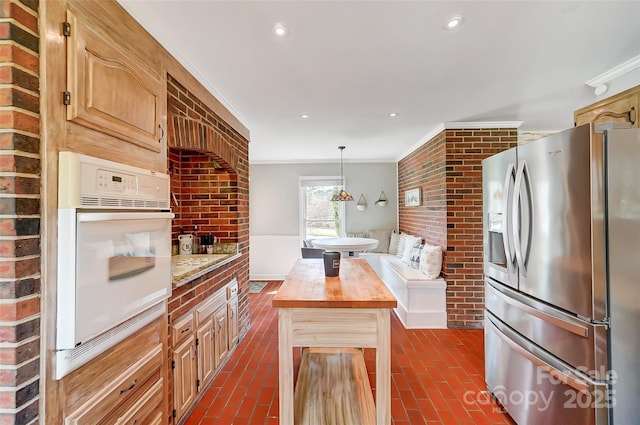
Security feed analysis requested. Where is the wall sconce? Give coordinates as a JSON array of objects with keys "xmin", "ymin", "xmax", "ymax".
[
  {"xmin": 356, "ymin": 194, "xmax": 367, "ymax": 211},
  {"xmin": 375, "ymin": 191, "xmax": 387, "ymax": 207}
]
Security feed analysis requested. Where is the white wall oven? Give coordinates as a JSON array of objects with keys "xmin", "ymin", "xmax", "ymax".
[{"xmin": 56, "ymin": 152, "xmax": 173, "ymax": 379}]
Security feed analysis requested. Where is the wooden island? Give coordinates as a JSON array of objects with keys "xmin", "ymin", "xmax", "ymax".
[{"xmin": 272, "ymin": 258, "xmax": 397, "ymax": 425}]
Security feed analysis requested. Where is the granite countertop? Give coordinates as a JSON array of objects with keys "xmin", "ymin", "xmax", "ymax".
[{"xmin": 172, "ymin": 244, "xmax": 240, "ymax": 287}]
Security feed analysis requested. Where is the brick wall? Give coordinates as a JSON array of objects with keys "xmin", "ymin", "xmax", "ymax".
[
  {"xmin": 165, "ymin": 73, "xmax": 250, "ymax": 414},
  {"xmin": 168, "ymin": 149, "xmax": 238, "ymax": 245},
  {"xmin": 397, "ymin": 132, "xmax": 447, "ymax": 247},
  {"xmin": 0, "ymin": 0, "xmax": 41, "ymax": 423},
  {"xmin": 398, "ymin": 128, "xmax": 517, "ymax": 328}
]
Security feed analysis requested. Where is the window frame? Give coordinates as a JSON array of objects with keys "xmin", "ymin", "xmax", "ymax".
[{"xmin": 299, "ymin": 176, "xmax": 347, "ymax": 245}]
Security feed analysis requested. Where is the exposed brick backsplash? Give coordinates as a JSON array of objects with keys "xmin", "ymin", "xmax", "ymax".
[
  {"xmin": 0, "ymin": 0, "xmax": 41, "ymax": 421},
  {"xmin": 398, "ymin": 128, "xmax": 517, "ymax": 328}
]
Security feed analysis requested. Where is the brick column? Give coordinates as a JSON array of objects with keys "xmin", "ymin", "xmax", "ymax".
[
  {"xmin": 0, "ymin": 0, "xmax": 41, "ymax": 423},
  {"xmin": 398, "ymin": 127, "xmax": 518, "ymax": 328}
]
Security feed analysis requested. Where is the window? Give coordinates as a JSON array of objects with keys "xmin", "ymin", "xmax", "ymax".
[{"xmin": 299, "ymin": 177, "xmax": 346, "ymax": 242}]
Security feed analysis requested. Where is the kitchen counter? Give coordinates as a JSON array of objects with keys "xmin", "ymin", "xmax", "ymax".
[{"xmin": 171, "ymin": 245, "xmax": 240, "ymax": 287}]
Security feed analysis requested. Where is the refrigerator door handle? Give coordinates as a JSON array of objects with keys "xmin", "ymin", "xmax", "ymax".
[
  {"xmin": 487, "ymin": 279, "xmax": 590, "ymax": 338},
  {"xmin": 501, "ymin": 163, "xmax": 516, "ymax": 269},
  {"xmin": 513, "ymin": 160, "xmax": 532, "ymax": 276},
  {"xmin": 487, "ymin": 313, "xmax": 590, "ymax": 394}
]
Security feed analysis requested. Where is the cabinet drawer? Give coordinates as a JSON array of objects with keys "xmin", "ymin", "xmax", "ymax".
[
  {"xmin": 172, "ymin": 313, "xmax": 194, "ymax": 345},
  {"xmin": 195, "ymin": 292, "xmax": 226, "ymax": 324},
  {"xmin": 227, "ymin": 280, "xmax": 238, "ymax": 300},
  {"xmin": 65, "ymin": 345, "xmax": 162, "ymax": 425},
  {"xmin": 104, "ymin": 379, "xmax": 163, "ymax": 425}
]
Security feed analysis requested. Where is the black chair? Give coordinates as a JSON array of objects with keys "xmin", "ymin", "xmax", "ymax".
[{"xmin": 301, "ymin": 247, "xmax": 325, "ymax": 258}]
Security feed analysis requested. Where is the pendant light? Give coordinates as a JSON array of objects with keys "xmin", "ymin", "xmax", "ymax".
[{"xmin": 330, "ymin": 146, "xmax": 354, "ymax": 201}]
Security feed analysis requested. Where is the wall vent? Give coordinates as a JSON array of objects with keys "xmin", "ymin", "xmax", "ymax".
[{"xmin": 55, "ymin": 302, "xmax": 165, "ymax": 379}]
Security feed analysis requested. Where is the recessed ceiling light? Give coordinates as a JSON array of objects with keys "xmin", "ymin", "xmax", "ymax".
[
  {"xmin": 444, "ymin": 15, "xmax": 464, "ymax": 30},
  {"xmin": 273, "ymin": 23, "xmax": 288, "ymax": 37},
  {"xmin": 389, "ymin": 112, "xmax": 398, "ymax": 117},
  {"xmin": 300, "ymin": 114, "xmax": 309, "ymax": 119}
]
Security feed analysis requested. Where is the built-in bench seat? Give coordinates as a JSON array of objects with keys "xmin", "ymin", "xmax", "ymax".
[{"xmin": 361, "ymin": 253, "xmax": 447, "ymax": 329}]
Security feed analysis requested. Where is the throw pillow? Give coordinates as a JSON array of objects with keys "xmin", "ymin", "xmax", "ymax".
[
  {"xmin": 388, "ymin": 231, "xmax": 400, "ymax": 255},
  {"xmin": 368, "ymin": 229, "xmax": 391, "ymax": 253},
  {"xmin": 419, "ymin": 244, "xmax": 443, "ymax": 279},
  {"xmin": 395, "ymin": 234, "xmax": 409, "ymax": 258},
  {"xmin": 347, "ymin": 232, "xmax": 367, "ymax": 238},
  {"xmin": 401, "ymin": 235, "xmax": 422, "ymax": 264},
  {"xmin": 409, "ymin": 243, "xmax": 424, "ymax": 269}
]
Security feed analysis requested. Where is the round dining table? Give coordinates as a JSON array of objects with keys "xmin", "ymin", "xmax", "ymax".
[{"xmin": 311, "ymin": 237, "xmax": 378, "ymax": 258}]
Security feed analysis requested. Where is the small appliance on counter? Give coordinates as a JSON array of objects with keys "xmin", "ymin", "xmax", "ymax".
[
  {"xmin": 178, "ymin": 233, "xmax": 193, "ymax": 255},
  {"xmin": 200, "ymin": 233, "xmax": 215, "ymax": 254}
]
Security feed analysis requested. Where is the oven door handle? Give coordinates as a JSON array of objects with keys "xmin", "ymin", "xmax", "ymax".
[{"xmin": 77, "ymin": 212, "xmax": 174, "ymax": 223}]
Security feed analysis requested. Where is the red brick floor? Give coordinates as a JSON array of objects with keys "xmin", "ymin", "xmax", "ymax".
[{"xmin": 184, "ymin": 281, "xmax": 515, "ymax": 425}]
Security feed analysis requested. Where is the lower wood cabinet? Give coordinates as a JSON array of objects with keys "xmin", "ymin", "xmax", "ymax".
[
  {"xmin": 64, "ymin": 341, "xmax": 166, "ymax": 425},
  {"xmin": 172, "ymin": 333, "xmax": 197, "ymax": 422},
  {"xmin": 228, "ymin": 295, "xmax": 239, "ymax": 349},
  {"xmin": 171, "ymin": 279, "xmax": 240, "ymax": 423},
  {"xmin": 196, "ymin": 316, "xmax": 215, "ymax": 388},
  {"xmin": 213, "ymin": 304, "xmax": 229, "ymax": 367}
]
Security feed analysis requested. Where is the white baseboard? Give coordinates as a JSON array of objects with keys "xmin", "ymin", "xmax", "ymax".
[{"xmin": 394, "ymin": 305, "xmax": 447, "ymax": 329}]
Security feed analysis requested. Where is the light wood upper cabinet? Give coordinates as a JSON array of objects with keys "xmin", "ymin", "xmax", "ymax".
[
  {"xmin": 65, "ymin": 10, "xmax": 164, "ymax": 152},
  {"xmin": 575, "ymin": 85, "xmax": 639, "ymax": 129}
]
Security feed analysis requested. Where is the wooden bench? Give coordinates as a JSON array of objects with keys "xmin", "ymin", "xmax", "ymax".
[{"xmin": 362, "ymin": 253, "xmax": 447, "ymax": 329}]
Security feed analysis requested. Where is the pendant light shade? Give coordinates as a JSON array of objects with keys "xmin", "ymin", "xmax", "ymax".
[{"xmin": 330, "ymin": 146, "xmax": 354, "ymax": 201}]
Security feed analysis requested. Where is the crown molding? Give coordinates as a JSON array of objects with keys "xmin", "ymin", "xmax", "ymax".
[
  {"xmin": 397, "ymin": 121, "xmax": 524, "ymax": 161},
  {"xmin": 443, "ymin": 121, "xmax": 523, "ymax": 129},
  {"xmin": 585, "ymin": 55, "xmax": 640, "ymax": 88}
]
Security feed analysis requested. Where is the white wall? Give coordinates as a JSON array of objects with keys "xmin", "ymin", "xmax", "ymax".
[{"xmin": 249, "ymin": 162, "xmax": 398, "ymax": 280}]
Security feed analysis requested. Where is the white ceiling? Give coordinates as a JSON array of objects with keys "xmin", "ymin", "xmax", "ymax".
[{"xmin": 117, "ymin": 1, "xmax": 640, "ymax": 163}]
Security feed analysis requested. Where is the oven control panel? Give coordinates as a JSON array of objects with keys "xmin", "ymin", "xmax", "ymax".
[
  {"xmin": 96, "ymin": 169, "xmax": 137, "ymax": 194},
  {"xmin": 58, "ymin": 151, "xmax": 170, "ymax": 209}
]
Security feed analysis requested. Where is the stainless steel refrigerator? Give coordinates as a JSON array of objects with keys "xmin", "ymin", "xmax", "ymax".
[{"xmin": 482, "ymin": 124, "xmax": 639, "ymax": 425}]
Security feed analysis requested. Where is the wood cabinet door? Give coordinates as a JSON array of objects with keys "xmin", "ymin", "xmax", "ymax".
[
  {"xmin": 197, "ymin": 317, "xmax": 216, "ymax": 389},
  {"xmin": 214, "ymin": 306, "xmax": 228, "ymax": 367},
  {"xmin": 66, "ymin": 10, "xmax": 164, "ymax": 152},
  {"xmin": 227, "ymin": 296, "xmax": 239, "ymax": 350},
  {"xmin": 575, "ymin": 89, "xmax": 638, "ymax": 129},
  {"xmin": 172, "ymin": 335, "xmax": 197, "ymax": 422}
]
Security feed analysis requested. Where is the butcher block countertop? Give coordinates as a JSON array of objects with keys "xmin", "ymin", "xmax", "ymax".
[{"xmin": 272, "ymin": 258, "xmax": 397, "ymax": 309}]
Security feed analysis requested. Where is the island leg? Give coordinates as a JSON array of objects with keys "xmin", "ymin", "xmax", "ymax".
[
  {"xmin": 376, "ymin": 309, "xmax": 391, "ymax": 425},
  {"xmin": 278, "ymin": 308, "xmax": 294, "ymax": 425}
]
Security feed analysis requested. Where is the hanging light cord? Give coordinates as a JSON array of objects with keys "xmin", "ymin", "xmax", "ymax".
[{"xmin": 339, "ymin": 145, "xmax": 345, "ymax": 187}]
